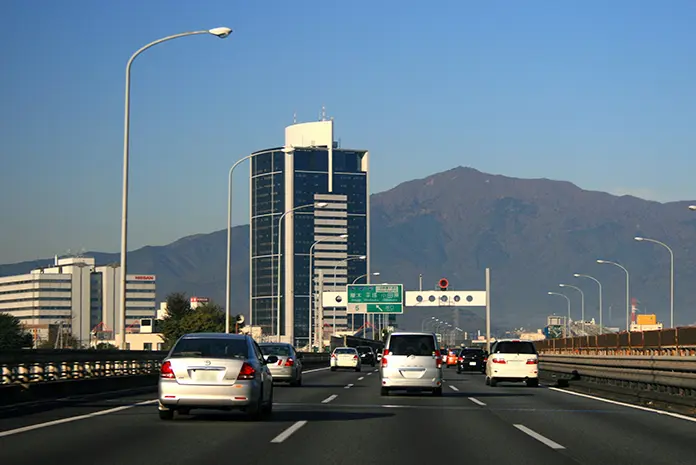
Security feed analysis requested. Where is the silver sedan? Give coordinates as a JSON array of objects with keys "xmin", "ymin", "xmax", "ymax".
[
  {"xmin": 259, "ymin": 342, "xmax": 304, "ymax": 386},
  {"xmin": 158, "ymin": 333, "xmax": 275, "ymax": 420}
]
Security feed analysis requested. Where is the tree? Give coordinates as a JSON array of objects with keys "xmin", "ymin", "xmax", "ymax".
[
  {"xmin": 0, "ymin": 313, "xmax": 33, "ymax": 350},
  {"xmin": 160, "ymin": 294, "xmax": 226, "ymax": 349}
]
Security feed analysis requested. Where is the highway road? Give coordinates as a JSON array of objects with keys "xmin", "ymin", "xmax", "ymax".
[{"xmin": 1, "ymin": 366, "xmax": 695, "ymax": 465}]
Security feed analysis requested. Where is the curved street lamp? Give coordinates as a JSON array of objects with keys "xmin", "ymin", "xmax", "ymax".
[
  {"xmin": 634, "ymin": 236, "xmax": 674, "ymax": 328},
  {"xmin": 119, "ymin": 27, "xmax": 232, "ymax": 348},
  {"xmin": 597, "ymin": 259, "xmax": 630, "ymax": 331},
  {"xmin": 574, "ymin": 273, "xmax": 603, "ymax": 334},
  {"xmin": 559, "ymin": 283, "xmax": 585, "ymax": 331}
]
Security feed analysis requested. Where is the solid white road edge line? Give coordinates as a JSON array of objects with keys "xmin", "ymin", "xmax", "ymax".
[
  {"xmin": 449, "ymin": 385, "xmax": 459, "ymax": 391},
  {"xmin": 271, "ymin": 421, "xmax": 308, "ymax": 443},
  {"xmin": 513, "ymin": 424, "xmax": 565, "ymax": 450},
  {"xmin": 468, "ymin": 397, "xmax": 486, "ymax": 406},
  {"xmin": 548, "ymin": 387, "xmax": 696, "ymax": 423},
  {"xmin": 0, "ymin": 399, "xmax": 157, "ymax": 438},
  {"xmin": 302, "ymin": 367, "xmax": 331, "ymax": 374},
  {"xmin": 322, "ymin": 395, "xmax": 338, "ymax": 404}
]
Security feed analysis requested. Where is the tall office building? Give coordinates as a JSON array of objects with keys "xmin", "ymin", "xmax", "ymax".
[
  {"xmin": 0, "ymin": 256, "xmax": 156, "ymax": 345},
  {"xmin": 250, "ymin": 119, "xmax": 369, "ymax": 346}
]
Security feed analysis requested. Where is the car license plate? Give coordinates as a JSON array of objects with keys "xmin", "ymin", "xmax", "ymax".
[
  {"xmin": 469, "ymin": 362, "xmax": 477, "ymax": 366},
  {"xmin": 194, "ymin": 370, "xmax": 219, "ymax": 382}
]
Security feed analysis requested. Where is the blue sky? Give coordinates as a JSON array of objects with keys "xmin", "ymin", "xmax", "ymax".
[{"xmin": 2, "ymin": 0, "xmax": 696, "ymax": 264}]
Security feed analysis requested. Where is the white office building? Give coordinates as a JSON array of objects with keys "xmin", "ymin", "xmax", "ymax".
[{"xmin": 0, "ymin": 257, "xmax": 156, "ymax": 346}]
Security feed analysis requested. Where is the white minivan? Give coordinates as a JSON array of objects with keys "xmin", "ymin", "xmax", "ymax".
[{"xmin": 380, "ymin": 332, "xmax": 443, "ymax": 396}]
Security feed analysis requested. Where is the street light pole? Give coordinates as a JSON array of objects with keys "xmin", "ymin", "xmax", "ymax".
[
  {"xmin": 634, "ymin": 237, "xmax": 675, "ymax": 328},
  {"xmin": 597, "ymin": 259, "xmax": 631, "ymax": 332},
  {"xmin": 331, "ymin": 255, "xmax": 367, "ymax": 334},
  {"xmin": 559, "ymin": 283, "xmax": 585, "ymax": 331},
  {"xmin": 548, "ymin": 292, "xmax": 571, "ymax": 336},
  {"xmin": 574, "ymin": 273, "xmax": 603, "ymax": 334},
  {"xmin": 119, "ymin": 27, "xmax": 232, "ymax": 349},
  {"xmin": 275, "ymin": 202, "xmax": 328, "ymax": 342},
  {"xmin": 308, "ymin": 234, "xmax": 348, "ymax": 348}
]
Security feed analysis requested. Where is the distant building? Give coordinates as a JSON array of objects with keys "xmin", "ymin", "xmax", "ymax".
[
  {"xmin": 190, "ymin": 296, "xmax": 209, "ymax": 309},
  {"xmin": 0, "ymin": 256, "xmax": 156, "ymax": 346},
  {"xmin": 249, "ymin": 118, "xmax": 370, "ymax": 346}
]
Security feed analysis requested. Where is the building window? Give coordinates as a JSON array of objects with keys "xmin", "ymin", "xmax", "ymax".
[
  {"xmin": 294, "ymin": 149, "xmax": 329, "ymax": 172},
  {"xmin": 333, "ymin": 151, "xmax": 363, "ymax": 173},
  {"xmin": 143, "ymin": 342, "xmax": 152, "ymax": 351}
]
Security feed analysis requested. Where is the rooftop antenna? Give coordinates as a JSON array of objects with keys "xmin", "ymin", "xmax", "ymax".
[
  {"xmin": 321, "ymin": 105, "xmax": 326, "ymax": 121},
  {"xmin": 293, "ymin": 111, "xmax": 297, "ymax": 124}
]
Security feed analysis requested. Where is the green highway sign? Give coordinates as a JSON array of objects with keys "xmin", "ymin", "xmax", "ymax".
[
  {"xmin": 366, "ymin": 304, "xmax": 403, "ymax": 314},
  {"xmin": 347, "ymin": 284, "xmax": 403, "ymax": 304}
]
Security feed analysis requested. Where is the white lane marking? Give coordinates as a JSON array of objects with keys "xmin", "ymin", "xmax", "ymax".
[
  {"xmin": 367, "ymin": 373, "xmax": 372, "ymax": 376},
  {"xmin": 302, "ymin": 367, "xmax": 331, "ymax": 374},
  {"xmin": 358, "ymin": 377, "xmax": 365, "ymax": 381},
  {"xmin": 0, "ymin": 399, "xmax": 156, "ymax": 438},
  {"xmin": 468, "ymin": 397, "xmax": 486, "ymax": 406},
  {"xmin": 344, "ymin": 383, "xmax": 354, "ymax": 389},
  {"xmin": 374, "ymin": 369, "xmax": 378, "ymax": 372},
  {"xmin": 322, "ymin": 395, "xmax": 338, "ymax": 404},
  {"xmin": 449, "ymin": 385, "xmax": 459, "ymax": 392},
  {"xmin": 549, "ymin": 387, "xmax": 696, "ymax": 424},
  {"xmin": 270, "ymin": 420, "xmax": 307, "ymax": 443},
  {"xmin": 513, "ymin": 424, "xmax": 565, "ymax": 450}
]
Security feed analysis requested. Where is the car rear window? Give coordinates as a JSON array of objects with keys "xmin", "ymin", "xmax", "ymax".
[
  {"xmin": 335, "ymin": 348, "xmax": 356, "ymax": 354},
  {"xmin": 260, "ymin": 344, "xmax": 291, "ymax": 356},
  {"xmin": 357, "ymin": 347, "xmax": 372, "ymax": 354},
  {"xmin": 389, "ymin": 335, "xmax": 436, "ymax": 356},
  {"xmin": 494, "ymin": 341, "xmax": 537, "ymax": 354},
  {"xmin": 170, "ymin": 338, "xmax": 248, "ymax": 359},
  {"xmin": 462, "ymin": 349, "xmax": 483, "ymax": 356}
]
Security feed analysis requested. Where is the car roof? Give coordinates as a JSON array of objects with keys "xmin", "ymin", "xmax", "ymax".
[
  {"xmin": 181, "ymin": 332, "xmax": 248, "ymax": 340},
  {"xmin": 259, "ymin": 342, "xmax": 292, "ymax": 346},
  {"xmin": 334, "ymin": 346, "xmax": 357, "ymax": 350},
  {"xmin": 389, "ymin": 331, "xmax": 436, "ymax": 337}
]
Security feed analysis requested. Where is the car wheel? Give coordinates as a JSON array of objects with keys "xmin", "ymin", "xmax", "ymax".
[
  {"xmin": 355, "ymin": 366, "xmax": 361, "ymax": 372},
  {"xmin": 158, "ymin": 408, "xmax": 174, "ymax": 421},
  {"xmin": 432, "ymin": 387, "xmax": 443, "ymax": 397},
  {"xmin": 372, "ymin": 362, "xmax": 376, "ymax": 367},
  {"xmin": 262, "ymin": 386, "xmax": 274, "ymax": 414},
  {"xmin": 380, "ymin": 387, "xmax": 389, "ymax": 396},
  {"xmin": 490, "ymin": 377, "xmax": 498, "ymax": 387},
  {"xmin": 330, "ymin": 366, "xmax": 336, "ymax": 372},
  {"xmin": 246, "ymin": 395, "xmax": 264, "ymax": 421},
  {"xmin": 485, "ymin": 376, "xmax": 490, "ymax": 385},
  {"xmin": 526, "ymin": 378, "xmax": 539, "ymax": 387},
  {"xmin": 291, "ymin": 376, "xmax": 302, "ymax": 387}
]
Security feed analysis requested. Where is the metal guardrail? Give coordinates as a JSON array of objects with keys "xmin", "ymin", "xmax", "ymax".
[
  {"xmin": 540, "ymin": 354, "xmax": 696, "ymax": 396},
  {"xmin": 0, "ymin": 350, "xmax": 330, "ymax": 386},
  {"xmin": 535, "ymin": 326, "xmax": 696, "ymax": 356}
]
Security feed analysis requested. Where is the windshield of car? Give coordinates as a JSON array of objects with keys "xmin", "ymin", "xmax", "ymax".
[
  {"xmin": 334, "ymin": 348, "xmax": 356, "ymax": 354},
  {"xmin": 356, "ymin": 347, "xmax": 372, "ymax": 354},
  {"xmin": 170, "ymin": 338, "xmax": 248, "ymax": 359},
  {"xmin": 389, "ymin": 335, "xmax": 436, "ymax": 356},
  {"xmin": 494, "ymin": 341, "xmax": 537, "ymax": 354},
  {"xmin": 260, "ymin": 344, "xmax": 292, "ymax": 356}
]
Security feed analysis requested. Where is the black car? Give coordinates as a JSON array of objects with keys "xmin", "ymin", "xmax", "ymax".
[
  {"xmin": 356, "ymin": 346, "xmax": 376, "ymax": 367},
  {"xmin": 457, "ymin": 347, "xmax": 486, "ymax": 373}
]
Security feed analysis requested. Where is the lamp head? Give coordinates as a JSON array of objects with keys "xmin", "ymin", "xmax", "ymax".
[
  {"xmin": 634, "ymin": 236, "xmax": 644, "ymax": 241},
  {"xmin": 559, "ymin": 284, "xmax": 566, "ymax": 288},
  {"xmin": 358, "ymin": 255, "xmax": 367, "ymax": 260},
  {"xmin": 597, "ymin": 259, "xmax": 606, "ymax": 264},
  {"xmin": 573, "ymin": 273, "xmax": 580, "ymax": 277},
  {"xmin": 208, "ymin": 27, "xmax": 232, "ymax": 38},
  {"xmin": 372, "ymin": 272, "xmax": 381, "ymax": 276},
  {"xmin": 689, "ymin": 205, "xmax": 696, "ymax": 211}
]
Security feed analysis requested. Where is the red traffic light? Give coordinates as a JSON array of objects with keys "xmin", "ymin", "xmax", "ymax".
[{"xmin": 438, "ymin": 278, "xmax": 449, "ymax": 290}]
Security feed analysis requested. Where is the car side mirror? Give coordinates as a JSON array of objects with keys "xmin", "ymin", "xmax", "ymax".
[{"xmin": 266, "ymin": 355, "xmax": 279, "ymax": 364}]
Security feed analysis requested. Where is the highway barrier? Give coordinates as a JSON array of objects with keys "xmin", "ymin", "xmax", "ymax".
[
  {"xmin": 539, "ymin": 354, "xmax": 696, "ymax": 407},
  {"xmin": 0, "ymin": 349, "xmax": 330, "ymax": 407},
  {"xmin": 535, "ymin": 326, "xmax": 696, "ymax": 355}
]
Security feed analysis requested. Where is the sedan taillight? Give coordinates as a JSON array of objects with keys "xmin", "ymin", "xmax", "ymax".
[
  {"xmin": 160, "ymin": 361, "xmax": 175, "ymax": 379},
  {"xmin": 491, "ymin": 357, "xmax": 507, "ymax": 364},
  {"xmin": 238, "ymin": 362, "xmax": 256, "ymax": 380},
  {"xmin": 526, "ymin": 358, "xmax": 538, "ymax": 365}
]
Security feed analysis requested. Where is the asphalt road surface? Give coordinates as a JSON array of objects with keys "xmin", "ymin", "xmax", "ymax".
[{"xmin": 1, "ymin": 366, "xmax": 695, "ymax": 465}]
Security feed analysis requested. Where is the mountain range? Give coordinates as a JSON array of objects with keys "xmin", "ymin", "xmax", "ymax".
[{"xmin": 3, "ymin": 166, "xmax": 696, "ymax": 334}]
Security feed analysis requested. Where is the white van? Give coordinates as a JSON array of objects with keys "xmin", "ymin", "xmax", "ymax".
[{"xmin": 379, "ymin": 331, "xmax": 443, "ymax": 396}]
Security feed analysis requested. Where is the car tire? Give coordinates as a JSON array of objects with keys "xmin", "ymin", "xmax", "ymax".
[
  {"xmin": 291, "ymin": 376, "xmax": 302, "ymax": 387},
  {"xmin": 432, "ymin": 387, "xmax": 443, "ymax": 397},
  {"xmin": 246, "ymin": 395, "xmax": 264, "ymax": 421},
  {"xmin": 380, "ymin": 387, "xmax": 389, "ymax": 396},
  {"xmin": 330, "ymin": 366, "xmax": 336, "ymax": 372},
  {"xmin": 262, "ymin": 386, "xmax": 274, "ymax": 414},
  {"xmin": 485, "ymin": 376, "xmax": 490, "ymax": 385},
  {"xmin": 355, "ymin": 366, "xmax": 361, "ymax": 372},
  {"xmin": 490, "ymin": 377, "xmax": 498, "ymax": 387},
  {"xmin": 526, "ymin": 378, "xmax": 539, "ymax": 387},
  {"xmin": 371, "ymin": 362, "xmax": 376, "ymax": 367},
  {"xmin": 158, "ymin": 408, "xmax": 174, "ymax": 421}
]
